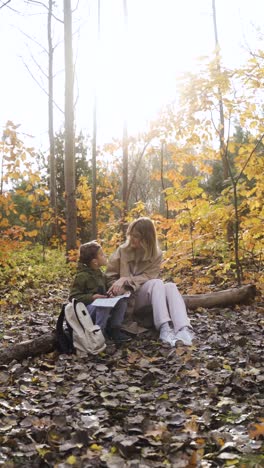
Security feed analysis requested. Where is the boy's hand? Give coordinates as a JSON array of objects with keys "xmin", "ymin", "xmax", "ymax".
[{"xmin": 92, "ymin": 294, "xmax": 108, "ymax": 300}]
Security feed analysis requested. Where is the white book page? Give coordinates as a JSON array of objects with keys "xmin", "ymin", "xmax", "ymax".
[{"xmin": 91, "ymin": 292, "xmax": 131, "ymax": 307}]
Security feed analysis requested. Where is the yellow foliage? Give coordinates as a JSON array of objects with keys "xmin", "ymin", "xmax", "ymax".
[
  {"xmin": 26, "ymin": 230, "xmax": 38, "ymax": 238},
  {"xmin": 66, "ymin": 455, "xmax": 77, "ymax": 465},
  {"xmin": 1, "ymin": 61, "xmax": 263, "ymax": 293}
]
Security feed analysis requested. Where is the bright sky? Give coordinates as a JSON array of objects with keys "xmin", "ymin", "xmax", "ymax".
[{"xmin": 0, "ymin": 0, "xmax": 263, "ymax": 151}]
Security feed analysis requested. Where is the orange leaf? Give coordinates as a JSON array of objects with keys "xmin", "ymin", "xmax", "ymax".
[
  {"xmin": 26, "ymin": 230, "xmax": 38, "ymax": 237},
  {"xmin": 249, "ymin": 422, "xmax": 264, "ymax": 439}
]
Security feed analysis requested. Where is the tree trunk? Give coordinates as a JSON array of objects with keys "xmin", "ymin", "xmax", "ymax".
[
  {"xmin": 0, "ymin": 285, "xmax": 256, "ymax": 365},
  {"xmin": 64, "ymin": 0, "xmax": 77, "ymax": 255},
  {"xmin": 91, "ymin": 99, "xmax": 97, "ymax": 240},
  {"xmin": 212, "ymin": 0, "xmax": 228, "ymax": 181},
  {"xmin": 122, "ymin": 121, "xmax": 128, "ymax": 216},
  {"xmin": 91, "ymin": 0, "xmax": 100, "ymax": 241},
  {"xmin": 48, "ymin": 0, "xmax": 57, "ymax": 237},
  {"xmin": 121, "ymin": 0, "xmax": 128, "ymax": 239},
  {"xmin": 212, "ymin": 0, "xmax": 233, "ymax": 245}
]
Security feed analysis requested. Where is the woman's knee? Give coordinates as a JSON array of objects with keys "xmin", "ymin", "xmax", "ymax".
[
  {"xmin": 150, "ymin": 278, "xmax": 164, "ymax": 289},
  {"xmin": 165, "ymin": 282, "xmax": 179, "ymax": 293},
  {"xmin": 141, "ymin": 278, "xmax": 164, "ymax": 290}
]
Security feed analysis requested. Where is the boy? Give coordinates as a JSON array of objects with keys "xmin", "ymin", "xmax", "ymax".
[{"xmin": 69, "ymin": 241, "xmax": 131, "ymax": 343}]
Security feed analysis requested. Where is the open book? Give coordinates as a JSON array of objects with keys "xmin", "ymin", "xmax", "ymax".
[{"xmin": 91, "ymin": 292, "xmax": 131, "ymax": 308}]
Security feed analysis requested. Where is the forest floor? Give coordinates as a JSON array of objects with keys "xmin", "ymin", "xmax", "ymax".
[{"xmin": 0, "ymin": 281, "xmax": 263, "ymax": 468}]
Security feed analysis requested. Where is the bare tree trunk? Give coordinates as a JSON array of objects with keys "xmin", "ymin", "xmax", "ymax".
[
  {"xmin": 160, "ymin": 142, "xmax": 169, "ymax": 219},
  {"xmin": 212, "ymin": 0, "xmax": 233, "ymax": 245},
  {"xmin": 122, "ymin": 120, "xmax": 128, "ymax": 213},
  {"xmin": 91, "ymin": 0, "xmax": 100, "ymax": 241},
  {"xmin": 121, "ymin": 0, "xmax": 128, "ymax": 238},
  {"xmin": 212, "ymin": 0, "xmax": 228, "ymax": 181},
  {"xmin": 91, "ymin": 101, "xmax": 97, "ymax": 240},
  {"xmin": 160, "ymin": 141, "xmax": 169, "ymax": 250},
  {"xmin": 64, "ymin": 0, "xmax": 76, "ymax": 255},
  {"xmin": 48, "ymin": 0, "xmax": 57, "ymax": 238}
]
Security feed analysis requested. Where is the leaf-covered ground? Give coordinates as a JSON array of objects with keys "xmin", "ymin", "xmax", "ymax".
[{"xmin": 0, "ymin": 285, "xmax": 263, "ymax": 468}]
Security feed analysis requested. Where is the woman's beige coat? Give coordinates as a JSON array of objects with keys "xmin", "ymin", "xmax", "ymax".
[
  {"xmin": 106, "ymin": 243, "xmax": 162, "ymax": 318},
  {"xmin": 106, "ymin": 244, "xmax": 162, "ymax": 319}
]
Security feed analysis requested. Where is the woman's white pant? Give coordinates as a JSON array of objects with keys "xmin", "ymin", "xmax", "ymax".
[{"xmin": 134, "ymin": 279, "xmax": 191, "ymax": 332}]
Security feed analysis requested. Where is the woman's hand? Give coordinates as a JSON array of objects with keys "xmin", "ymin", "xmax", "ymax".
[
  {"xmin": 107, "ymin": 277, "xmax": 129, "ymax": 296},
  {"xmin": 92, "ymin": 294, "xmax": 108, "ymax": 300}
]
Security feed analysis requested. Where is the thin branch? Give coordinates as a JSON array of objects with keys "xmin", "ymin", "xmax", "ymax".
[
  {"xmin": 16, "ymin": 26, "xmax": 48, "ymax": 55},
  {"xmin": 28, "ymin": 48, "xmax": 49, "ymax": 80},
  {"xmin": 25, "ymin": 0, "xmax": 63, "ymax": 23},
  {"xmin": 0, "ymin": 0, "xmax": 22, "ymax": 13},
  {"xmin": 20, "ymin": 57, "xmax": 63, "ymax": 115},
  {"xmin": 0, "ymin": 0, "xmax": 11, "ymax": 9},
  {"xmin": 236, "ymin": 133, "xmax": 264, "ymax": 183},
  {"xmin": 249, "ymin": 51, "xmax": 264, "ymax": 61},
  {"xmin": 72, "ymin": 0, "xmax": 80, "ymax": 13}
]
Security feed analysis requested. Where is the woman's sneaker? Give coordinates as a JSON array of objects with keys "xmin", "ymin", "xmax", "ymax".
[
  {"xmin": 159, "ymin": 329, "xmax": 176, "ymax": 347},
  {"xmin": 174, "ymin": 326, "xmax": 194, "ymax": 346}
]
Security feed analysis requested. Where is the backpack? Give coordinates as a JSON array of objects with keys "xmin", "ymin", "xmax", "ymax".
[{"xmin": 56, "ymin": 299, "xmax": 106, "ymax": 355}]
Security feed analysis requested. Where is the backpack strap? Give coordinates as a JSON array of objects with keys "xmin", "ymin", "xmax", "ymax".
[
  {"xmin": 56, "ymin": 303, "xmax": 66, "ymax": 335},
  {"xmin": 56, "ymin": 303, "xmax": 74, "ymax": 354},
  {"xmin": 72, "ymin": 298, "xmax": 86, "ymax": 331}
]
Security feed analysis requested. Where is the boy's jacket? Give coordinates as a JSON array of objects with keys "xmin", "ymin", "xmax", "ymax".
[{"xmin": 69, "ymin": 262, "xmax": 110, "ymax": 305}]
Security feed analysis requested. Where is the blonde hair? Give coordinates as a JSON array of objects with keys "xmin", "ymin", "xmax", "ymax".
[{"xmin": 126, "ymin": 217, "xmax": 159, "ymax": 260}]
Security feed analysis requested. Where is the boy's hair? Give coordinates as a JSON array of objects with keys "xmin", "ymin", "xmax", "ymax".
[
  {"xmin": 79, "ymin": 241, "xmax": 101, "ymax": 266},
  {"xmin": 126, "ymin": 217, "xmax": 159, "ymax": 260}
]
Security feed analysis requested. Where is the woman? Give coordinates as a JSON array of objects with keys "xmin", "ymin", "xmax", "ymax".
[{"xmin": 106, "ymin": 217, "xmax": 194, "ymax": 346}]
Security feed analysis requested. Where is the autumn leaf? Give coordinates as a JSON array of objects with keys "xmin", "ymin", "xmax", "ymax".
[
  {"xmin": 90, "ymin": 443, "xmax": 102, "ymax": 451},
  {"xmin": 26, "ymin": 229, "xmax": 38, "ymax": 237},
  {"xmin": 249, "ymin": 422, "xmax": 264, "ymax": 439},
  {"xmin": 66, "ymin": 455, "xmax": 77, "ymax": 465}
]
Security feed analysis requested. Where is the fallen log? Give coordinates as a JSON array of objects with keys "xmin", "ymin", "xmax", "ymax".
[
  {"xmin": 0, "ymin": 284, "xmax": 257, "ymax": 365},
  {"xmin": 134, "ymin": 284, "xmax": 257, "ymax": 328},
  {"xmin": 183, "ymin": 284, "xmax": 256, "ymax": 310},
  {"xmin": 0, "ymin": 333, "xmax": 56, "ymax": 366}
]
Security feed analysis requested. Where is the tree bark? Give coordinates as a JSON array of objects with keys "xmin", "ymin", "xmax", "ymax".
[
  {"xmin": 183, "ymin": 284, "xmax": 256, "ymax": 309},
  {"xmin": 0, "ymin": 285, "xmax": 256, "ymax": 364},
  {"xmin": 121, "ymin": 0, "xmax": 128, "ymax": 239},
  {"xmin": 64, "ymin": 0, "xmax": 77, "ymax": 255},
  {"xmin": 91, "ymin": 0, "xmax": 100, "ymax": 240},
  {"xmin": 134, "ymin": 284, "xmax": 257, "ymax": 328},
  {"xmin": 48, "ymin": 0, "xmax": 57, "ymax": 237},
  {"xmin": 0, "ymin": 333, "xmax": 56, "ymax": 366},
  {"xmin": 212, "ymin": 0, "xmax": 228, "ymax": 181}
]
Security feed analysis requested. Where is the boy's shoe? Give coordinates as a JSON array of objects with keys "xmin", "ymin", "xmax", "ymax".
[
  {"xmin": 108, "ymin": 328, "xmax": 132, "ymax": 343},
  {"xmin": 159, "ymin": 329, "xmax": 176, "ymax": 347},
  {"xmin": 174, "ymin": 326, "xmax": 194, "ymax": 346}
]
